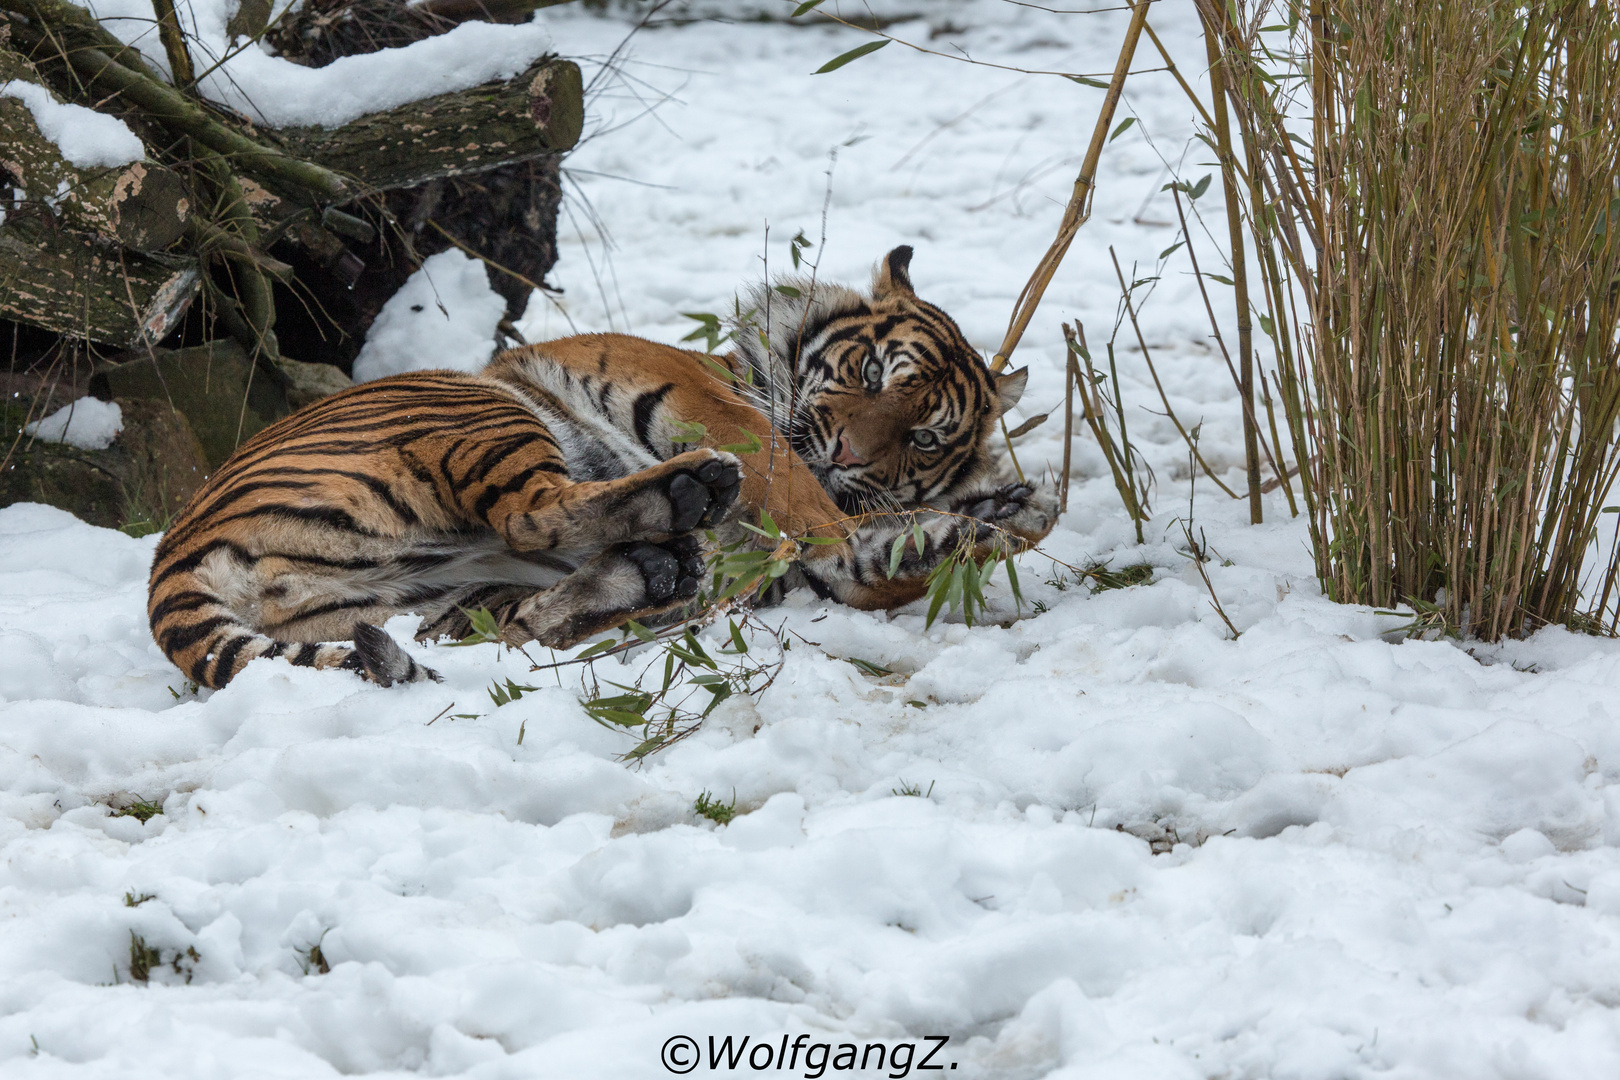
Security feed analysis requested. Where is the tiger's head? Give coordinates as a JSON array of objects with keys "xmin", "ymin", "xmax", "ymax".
[{"xmin": 731, "ymin": 246, "xmax": 1027, "ymax": 514}]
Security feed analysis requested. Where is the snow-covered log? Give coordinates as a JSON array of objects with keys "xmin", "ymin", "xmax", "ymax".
[
  {"xmin": 270, "ymin": 55, "xmax": 583, "ymax": 194},
  {"xmin": 0, "ymin": 47, "xmax": 191, "ymax": 252}
]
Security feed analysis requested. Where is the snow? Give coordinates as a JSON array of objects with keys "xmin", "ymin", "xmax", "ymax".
[
  {"xmin": 6, "ymin": 2, "xmax": 1620, "ymax": 1077},
  {"xmin": 82, "ymin": 0, "xmax": 552, "ymax": 128},
  {"xmin": 0, "ymin": 80, "xmax": 145, "ymax": 168},
  {"xmin": 351, "ymin": 249, "xmax": 508, "ymax": 382},
  {"xmin": 22, "ymin": 396, "xmax": 124, "ymax": 450}
]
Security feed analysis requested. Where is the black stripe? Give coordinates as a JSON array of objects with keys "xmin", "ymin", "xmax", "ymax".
[
  {"xmin": 632, "ymin": 384, "xmax": 676, "ymax": 455},
  {"xmin": 211, "ymin": 634, "xmax": 255, "ymax": 687},
  {"xmin": 474, "ymin": 464, "xmax": 548, "ymax": 521},
  {"xmin": 158, "ymin": 614, "xmax": 234, "ymax": 654},
  {"xmin": 148, "ymin": 590, "xmax": 219, "ymax": 625}
]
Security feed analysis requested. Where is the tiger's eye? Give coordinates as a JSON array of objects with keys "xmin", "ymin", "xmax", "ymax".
[
  {"xmin": 911, "ymin": 429, "xmax": 939, "ymax": 450},
  {"xmin": 862, "ymin": 357, "xmax": 884, "ymax": 387}
]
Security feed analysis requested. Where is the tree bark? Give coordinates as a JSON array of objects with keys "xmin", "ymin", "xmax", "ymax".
[
  {"xmin": 0, "ymin": 216, "xmax": 200, "ymax": 347},
  {"xmin": 272, "ymin": 56, "xmax": 583, "ymax": 193},
  {"xmin": 0, "ymin": 65, "xmax": 191, "ymax": 251}
]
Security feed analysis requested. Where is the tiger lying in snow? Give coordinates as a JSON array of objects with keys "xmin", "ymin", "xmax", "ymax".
[{"xmin": 147, "ymin": 246, "xmax": 1058, "ymax": 689}]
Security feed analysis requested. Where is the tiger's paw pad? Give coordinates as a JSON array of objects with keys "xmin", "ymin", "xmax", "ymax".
[
  {"xmin": 349, "ymin": 622, "xmax": 443, "ymax": 688},
  {"xmin": 668, "ymin": 454, "xmax": 743, "ymax": 532},
  {"xmin": 625, "ymin": 536, "xmax": 706, "ymax": 604}
]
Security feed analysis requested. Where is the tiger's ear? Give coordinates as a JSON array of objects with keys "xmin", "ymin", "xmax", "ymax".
[
  {"xmin": 995, "ymin": 366, "xmax": 1028, "ymax": 413},
  {"xmin": 872, "ymin": 245, "xmax": 916, "ymax": 299}
]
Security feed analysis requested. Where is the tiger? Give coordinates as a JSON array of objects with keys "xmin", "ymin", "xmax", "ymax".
[{"xmin": 147, "ymin": 246, "xmax": 1057, "ymax": 690}]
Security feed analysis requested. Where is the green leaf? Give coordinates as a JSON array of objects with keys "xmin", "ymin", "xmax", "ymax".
[
  {"xmin": 689, "ymin": 673, "xmax": 730, "ymax": 686},
  {"xmin": 624, "ymin": 736, "xmax": 666, "ymax": 759},
  {"xmin": 1065, "ymin": 74, "xmax": 1109, "ymax": 89},
  {"xmin": 698, "ymin": 354, "xmax": 736, "ymax": 383},
  {"xmin": 814, "ymin": 38, "xmax": 889, "ymax": 74},
  {"xmin": 447, "ymin": 605, "xmax": 502, "ymax": 646},
  {"xmin": 791, "ymin": 0, "xmax": 826, "ymax": 14},
  {"xmin": 912, "ymin": 521, "xmax": 926, "ymax": 557},
  {"xmin": 590, "ymin": 708, "xmax": 652, "ymax": 728},
  {"xmin": 774, "ymin": 284, "xmax": 803, "ymax": 299},
  {"xmin": 799, "ymin": 535, "xmax": 843, "ymax": 545},
  {"xmin": 577, "ymin": 638, "xmax": 619, "ymax": 659},
  {"xmin": 1190, "ymin": 173, "xmax": 1212, "ymax": 199},
  {"xmin": 889, "ymin": 533, "xmax": 907, "ymax": 579},
  {"xmin": 1005, "ymin": 555, "xmax": 1024, "ymax": 610},
  {"xmin": 844, "ymin": 657, "xmax": 894, "ymax": 677},
  {"xmin": 669, "ymin": 420, "xmax": 708, "ymax": 444},
  {"xmin": 701, "ymin": 682, "xmax": 733, "ymax": 716},
  {"xmin": 925, "ymin": 569, "xmax": 952, "ymax": 629},
  {"xmin": 1206, "ymin": 273, "xmax": 1235, "ymax": 286},
  {"xmin": 906, "ymin": 700, "xmax": 929, "ymax": 709},
  {"xmin": 726, "ymin": 620, "xmax": 749, "ymax": 654},
  {"xmin": 1109, "ymin": 117, "xmax": 1136, "ymax": 142},
  {"xmin": 719, "ymin": 429, "xmax": 764, "ymax": 455},
  {"xmin": 1258, "ymin": 313, "xmax": 1276, "ymax": 338},
  {"xmin": 1159, "ymin": 240, "xmax": 1186, "ymax": 260},
  {"xmin": 625, "ymin": 619, "xmax": 656, "ymax": 643}
]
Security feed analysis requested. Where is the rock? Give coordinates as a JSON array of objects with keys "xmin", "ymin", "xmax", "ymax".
[
  {"xmin": 90, "ymin": 341, "xmax": 290, "ymax": 468},
  {"xmin": 1, "ymin": 397, "xmax": 209, "ymax": 531},
  {"xmin": 275, "ymin": 355, "xmax": 353, "ymax": 409}
]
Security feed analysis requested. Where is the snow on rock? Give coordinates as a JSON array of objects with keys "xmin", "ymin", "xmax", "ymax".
[
  {"xmin": 351, "ymin": 249, "xmax": 506, "ymax": 382},
  {"xmin": 22, "ymin": 396, "xmax": 123, "ymax": 450},
  {"xmin": 81, "ymin": 0, "xmax": 551, "ymax": 128},
  {"xmin": 5, "ymin": 3, "xmax": 1620, "ymax": 1078},
  {"xmin": 0, "ymin": 80, "xmax": 144, "ymax": 168}
]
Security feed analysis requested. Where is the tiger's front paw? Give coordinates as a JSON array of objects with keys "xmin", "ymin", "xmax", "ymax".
[
  {"xmin": 957, "ymin": 482, "xmax": 1059, "ymax": 545},
  {"xmin": 667, "ymin": 451, "xmax": 743, "ymax": 532}
]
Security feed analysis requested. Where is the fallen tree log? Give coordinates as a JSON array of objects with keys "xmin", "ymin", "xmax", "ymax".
[
  {"xmin": 0, "ymin": 215, "xmax": 199, "ymax": 346},
  {"xmin": 271, "ymin": 55, "xmax": 583, "ymax": 193},
  {"xmin": 267, "ymin": 0, "xmax": 578, "ymax": 65},
  {"xmin": 0, "ymin": 47, "xmax": 190, "ymax": 251}
]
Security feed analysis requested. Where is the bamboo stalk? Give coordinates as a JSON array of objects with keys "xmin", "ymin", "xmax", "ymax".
[
  {"xmin": 989, "ymin": 0, "xmax": 1150, "ymax": 373},
  {"xmin": 1197, "ymin": 3, "xmax": 1263, "ymax": 523}
]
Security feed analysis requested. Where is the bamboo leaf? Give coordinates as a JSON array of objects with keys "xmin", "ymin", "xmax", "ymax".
[
  {"xmin": 719, "ymin": 429, "xmax": 765, "ymax": 455},
  {"xmin": 669, "ymin": 420, "xmax": 708, "ymax": 444},
  {"xmin": 1065, "ymin": 74, "xmax": 1110, "ymax": 89},
  {"xmin": 791, "ymin": 0, "xmax": 826, "ymax": 15},
  {"xmin": 814, "ymin": 39, "xmax": 889, "ymax": 74},
  {"xmin": 1109, "ymin": 117, "xmax": 1136, "ymax": 142}
]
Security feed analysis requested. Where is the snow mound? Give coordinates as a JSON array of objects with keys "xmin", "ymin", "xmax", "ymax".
[
  {"xmin": 0, "ymin": 80, "xmax": 144, "ymax": 168},
  {"xmin": 352, "ymin": 249, "xmax": 506, "ymax": 382},
  {"xmin": 23, "ymin": 396, "xmax": 124, "ymax": 450}
]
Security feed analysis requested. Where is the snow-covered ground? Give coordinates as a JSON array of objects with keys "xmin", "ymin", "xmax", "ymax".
[{"xmin": 6, "ymin": 2, "xmax": 1620, "ymax": 1077}]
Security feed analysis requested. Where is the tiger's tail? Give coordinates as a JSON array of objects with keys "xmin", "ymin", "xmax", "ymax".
[{"xmin": 147, "ymin": 572, "xmax": 440, "ymax": 690}]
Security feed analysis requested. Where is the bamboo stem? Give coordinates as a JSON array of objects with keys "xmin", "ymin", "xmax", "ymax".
[
  {"xmin": 1198, "ymin": 3, "xmax": 1263, "ymax": 523},
  {"xmin": 989, "ymin": 0, "xmax": 1150, "ymax": 373}
]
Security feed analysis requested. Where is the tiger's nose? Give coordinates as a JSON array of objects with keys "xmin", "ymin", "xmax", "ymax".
[{"xmin": 831, "ymin": 431, "xmax": 866, "ymax": 467}]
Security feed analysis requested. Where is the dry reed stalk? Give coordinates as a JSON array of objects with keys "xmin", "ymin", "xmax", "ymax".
[
  {"xmin": 989, "ymin": 0, "xmax": 1150, "ymax": 373},
  {"xmin": 1064, "ymin": 321, "xmax": 1149, "ymax": 542},
  {"xmin": 1198, "ymin": 4, "xmax": 1264, "ymax": 522},
  {"xmin": 1218, "ymin": 0, "xmax": 1620, "ymax": 639}
]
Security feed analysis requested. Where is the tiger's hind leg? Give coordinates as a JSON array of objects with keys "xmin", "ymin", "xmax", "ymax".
[{"xmin": 416, "ymin": 536, "xmax": 707, "ymax": 651}]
